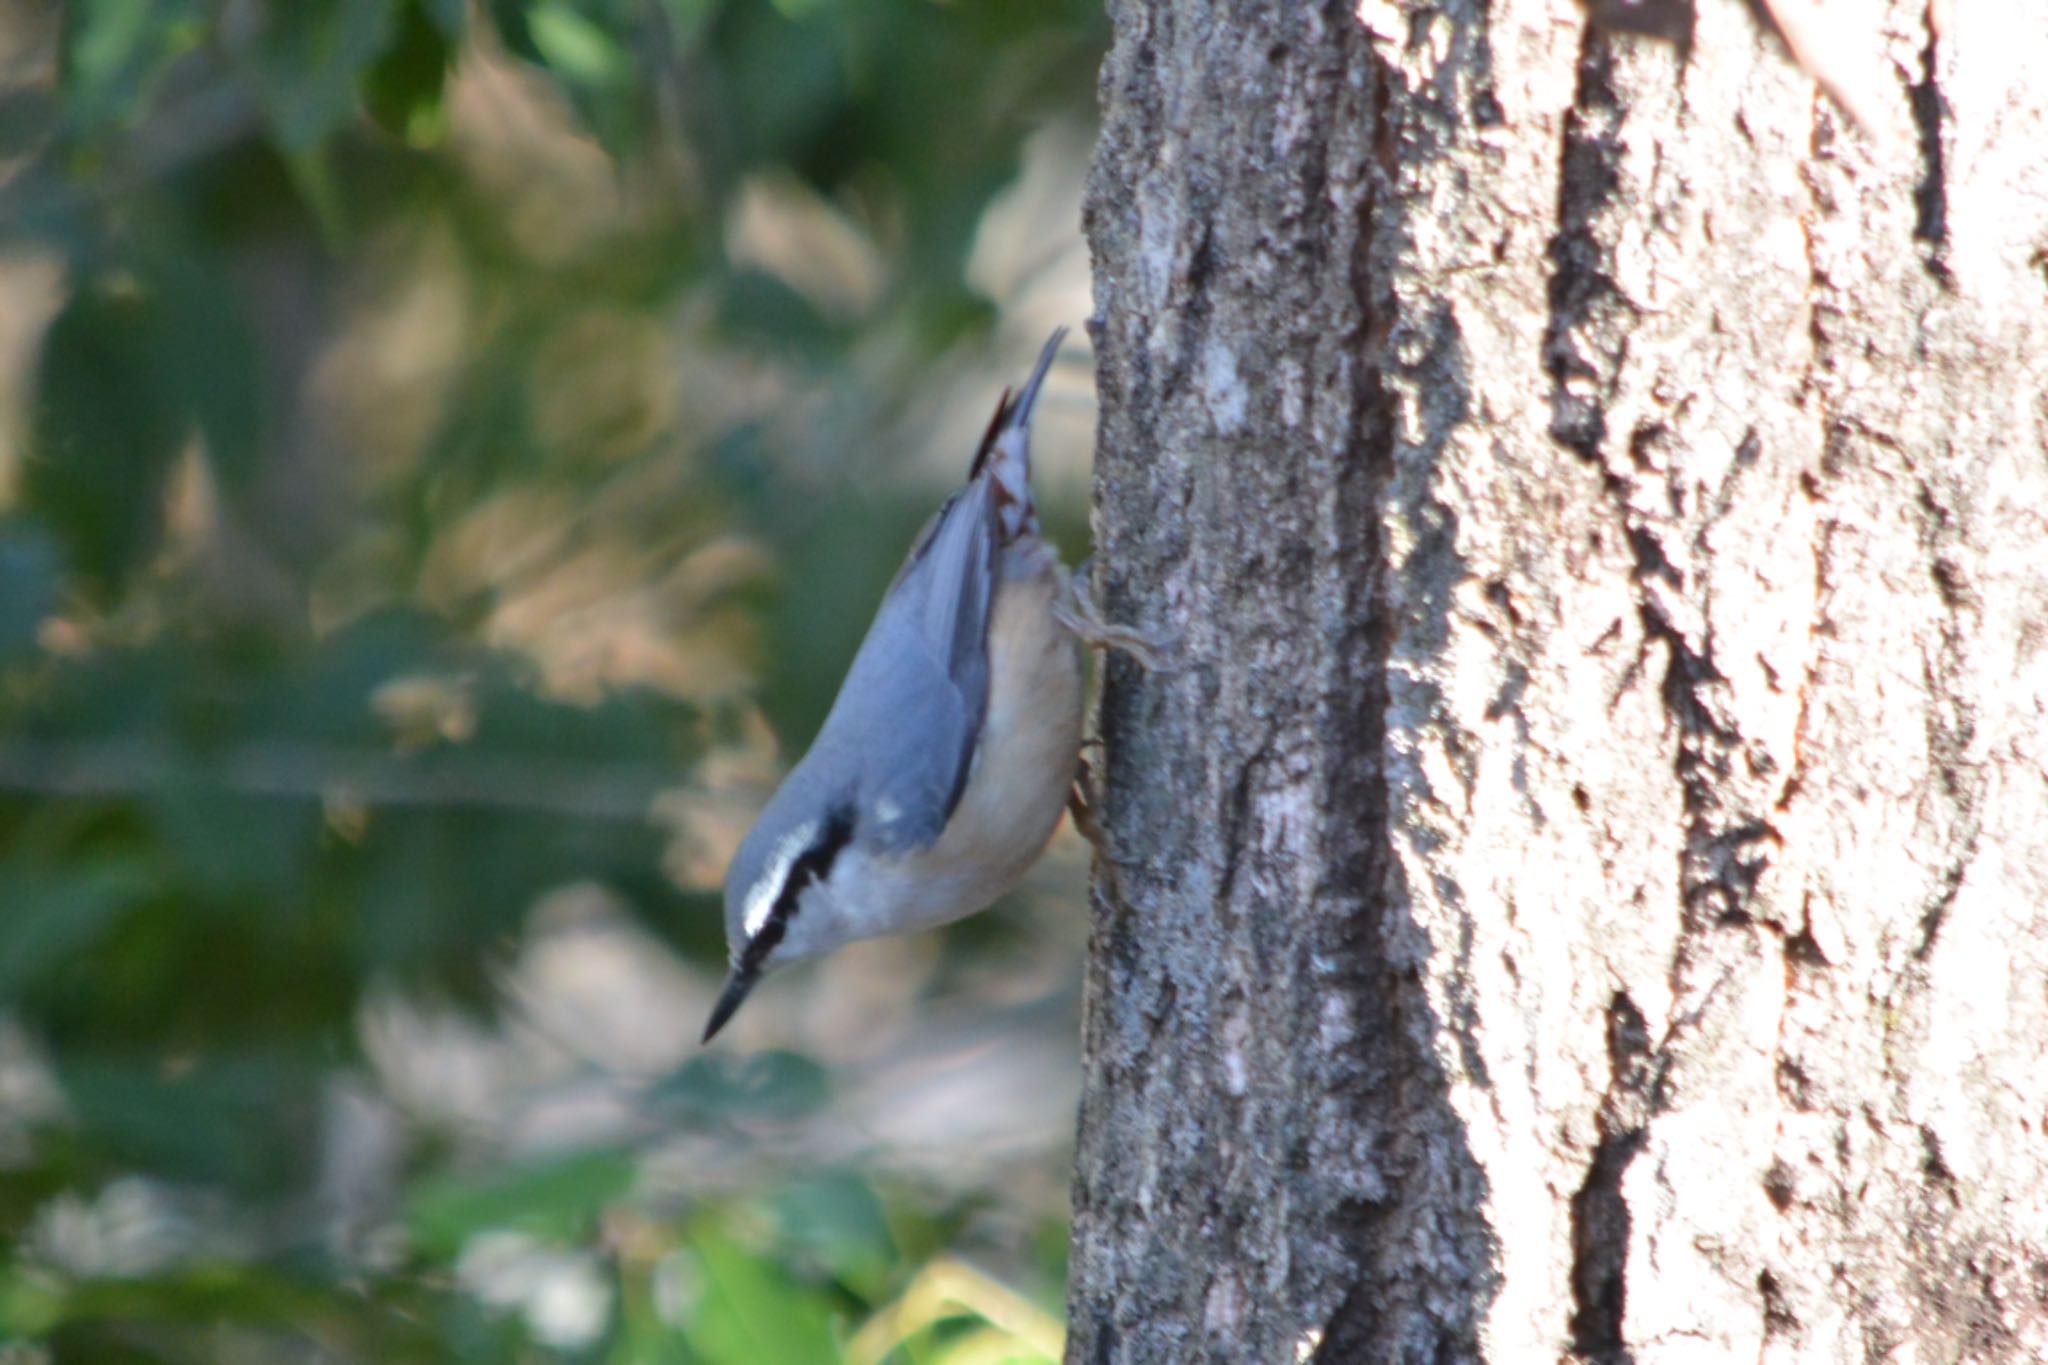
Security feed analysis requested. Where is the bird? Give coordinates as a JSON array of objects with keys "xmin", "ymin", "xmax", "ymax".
[{"xmin": 703, "ymin": 328, "xmax": 1142, "ymax": 1042}]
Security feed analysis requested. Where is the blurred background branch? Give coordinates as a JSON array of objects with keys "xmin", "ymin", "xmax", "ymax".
[{"xmin": 0, "ymin": 737, "xmax": 667, "ymax": 819}]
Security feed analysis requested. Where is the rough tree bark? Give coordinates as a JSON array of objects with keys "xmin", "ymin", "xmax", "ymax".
[{"xmin": 1068, "ymin": 0, "xmax": 2048, "ymax": 1360}]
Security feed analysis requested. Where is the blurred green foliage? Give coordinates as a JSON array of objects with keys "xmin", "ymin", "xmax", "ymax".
[{"xmin": 0, "ymin": 0, "xmax": 1101, "ymax": 1358}]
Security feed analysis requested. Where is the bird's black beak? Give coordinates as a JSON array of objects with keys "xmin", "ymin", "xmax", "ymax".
[
  {"xmin": 701, "ymin": 966, "xmax": 758, "ymax": 1043},
  {"xmin": 1005, "ymin": 325, "xmax": 1066, "ymax": 432}
]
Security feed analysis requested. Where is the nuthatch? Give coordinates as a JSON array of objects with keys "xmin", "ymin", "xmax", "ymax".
[{"xmin": 704, "ymin": 328, "xmax": 1138, "ymax": 1042}]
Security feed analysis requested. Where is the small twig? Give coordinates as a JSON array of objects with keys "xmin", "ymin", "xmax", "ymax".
[{"xmin": 0, "ymin": 738, "xmax": 672, "ymax": 821}]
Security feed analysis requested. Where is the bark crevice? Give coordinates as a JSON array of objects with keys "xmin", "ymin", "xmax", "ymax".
[
  {"xmin": 1569, "ymin": 990, "xmax": 1654, "ymax": 1365},
  {"xmin": 1907, "ymin": 20, "xmax": 1949, "ymax": 268},
  {"xmin": 1544, "ymin": 21, "xmax": 1630, "ymax": 465}
]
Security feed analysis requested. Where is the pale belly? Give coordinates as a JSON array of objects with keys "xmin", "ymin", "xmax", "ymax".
[{"xmin": 857, "ymin": 562, "xmax": 1084, "ymax": 934}]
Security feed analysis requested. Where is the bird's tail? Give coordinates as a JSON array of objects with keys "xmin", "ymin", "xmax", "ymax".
[{"xmin": 970, "ymin": 326, "xmax": 1067, "ymax": 542}]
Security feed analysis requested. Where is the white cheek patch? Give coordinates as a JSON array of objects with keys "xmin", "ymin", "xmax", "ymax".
[
  {"xmin": 741, "ymin": 820, "xmax": 818, "ymax": 939},
  {"xmin": 874, "ymin": 797, "xmax": 902, "ymax": 826}
]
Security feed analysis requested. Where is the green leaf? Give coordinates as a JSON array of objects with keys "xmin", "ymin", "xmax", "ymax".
[
  {"xmin": 0, "ymin": 525, "xmax": 61, "ymax": 666},
  {"xmin": 484, "ymin": 0, "xmax": 544, "ymax": 64},
  {"xmin": 771, "ymin": 1171, "xmax": 895, "ymax": 1292},
  {"xmin": 23, "ymin": 279, "xmax": 186, "ymax": 596},
  {"xmin": 0, "ymin": 89, "xmax": 54, "ymax": 161},
  {"xmin": 0, "ymin": 1265, "xmax": 64, "ymax": 1340},
  {"xmin": 59, "ymin": 1055, "xmax": 310, "ymax": 1189},
  {"xmin": 245, "ymin": 0, "xmax": 395, "ymax": 150},
  {"xmin": 59, "ymin": 0, "xmax": 187, "ymax": 128},
  {"xmin": 527, "ymin": 2, "xmax": 631, "ymax": 89},
  {"xmin": 420, "ymin": 0, "xmax": 468, "ymax": 37},
  {"xmin": 650, "ymin": 1050, "xmax": 830, "ymax": 1125},
  {"xmin": 143, "ymin": 779, "xmax": 317, "ymax": 900},
  {"xmin": 719, "ymin": 269, "xmax": 839, "ymax": 357},
  {"xmin": 712, "ymin": 3, "xmax": 849, "ymax": 170},
  {"xmin": 657, "ymin": 0, "xmax": 717, "ymax": 44},
  {"xmin": 678, "ymin": 1227, "xmax": 839, "ymax": 1365},
  {"xmin": 282, "ymin": 129, "xmax": 352, "ymax": 247},
  {"xmin": 151, "ymin": 257, "xmax": 266, "ymax": 492},
  {"xmin": 64, "ymin": 0, "xmax": 153, "ymax": 97},
  {"xmin": 363, "ymin": 0, "xmax": 455, "ymax": 147},
  {"xmin": 508, "ymin": 0, "xmax": 644, "ymax": 155},
  {"xmin": 0, "ymin": 861, "xmax": 151, "ymax": 1003},
  {"xmin": 407, "ymin": 1148, "xmax": 636, "ymax": 1259},
  {"xmin": 22, "ymin": 1261, "xmax": 454, "ymax": 1352}
]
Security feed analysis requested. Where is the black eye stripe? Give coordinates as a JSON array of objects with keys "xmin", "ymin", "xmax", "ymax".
[{"xmin": 737, "ymin": 805, "xmax": 855, "ymax": 977}]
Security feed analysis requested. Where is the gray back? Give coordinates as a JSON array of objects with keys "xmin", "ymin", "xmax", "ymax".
[{"xmin": 722, "ymin": 472, "xmax": 998, "ymax": 940}]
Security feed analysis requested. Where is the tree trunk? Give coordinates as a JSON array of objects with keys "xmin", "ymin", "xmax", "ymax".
[{"xmin": 1067, "ymin": 0, "xmax": 2048, "ymax": 1360}]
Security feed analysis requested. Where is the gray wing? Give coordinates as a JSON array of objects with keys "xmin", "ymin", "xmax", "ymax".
[{"xmin": 804, "ymin": 474, "xmax": 997, "ymax": 850}]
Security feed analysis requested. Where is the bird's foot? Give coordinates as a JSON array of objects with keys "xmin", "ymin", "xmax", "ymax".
[{"xmin": 1056, "ymin": 558, "xmax": 1169, "ymax": 668}]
